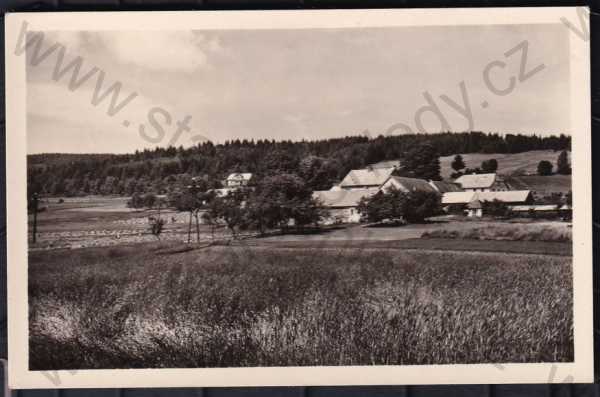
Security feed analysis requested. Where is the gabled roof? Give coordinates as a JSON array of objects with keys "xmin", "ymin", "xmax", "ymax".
[
  {"xmin": 227, "ymin": 173, "xmax": 252, "ymax": 181},
  {"xmin": 468, "ymin": 199, "xmax": 482, "ymax": 209},
  {"xmin": 442, "ymin": 192, "xmax": 477, "ymax": 204},
  {"xmin": 454, "ymin": 173, "xmax": 496, "ymax": 189},
  {"xmin": 428, "ymin": 180, "xmax": 463, "ymax": 193},
  {"xmin": 475, "ymin": 190, "xmax": 531, "ymax": 203},
  {"xmin": 382, "ymin": 176, "xmax": 437, "ymax": 194},
  {"xmin": 510, "ymin": 204, "xmax": 559, "ymax": 212},
  {"xmin": 340, "ymin": 168, "xmax": 395, "ymax": 188},
  {"xmin": 312, "ymin": 188, "xmax": 379, "ymax": 208},
  {"xmin": 441, "ymin": 190, "xmax": 531, "ymax": 205}
]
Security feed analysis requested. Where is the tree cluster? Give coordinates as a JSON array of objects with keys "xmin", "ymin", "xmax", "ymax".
[
  {"xmin": 357, "ymin": 187, "xmax": 441, "ymax": 224},
  {"xmin": 450, "ymin": 154, "xmax": 498, "ymax": 178},
  {"xmin": 200, "ymin": 173, "xmax": 327, "ymax": 238},
  {"xmin": 536, "ymin": 150, "xmax": 571, "ymax": 176},
  {"xmin": 28, "ymin": 131, "xmax": 570, "ymax": 197}
]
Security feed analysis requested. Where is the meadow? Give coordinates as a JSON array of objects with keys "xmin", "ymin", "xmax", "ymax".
[
  {"xmin": 438, "ymin": 150, "xmax": 571, "ymax": 179},
  {"xmin": 29, "ymin": 242, "xmax": 573, "ymax": 369},
  {"xmin": 422, "ymin": 222, "xmax": 572, "ymax": 242}
]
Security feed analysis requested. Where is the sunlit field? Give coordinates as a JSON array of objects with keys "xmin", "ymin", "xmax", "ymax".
[{"xmin": 29, "ymin": 242, "xmax": 573, "ymax": 369}]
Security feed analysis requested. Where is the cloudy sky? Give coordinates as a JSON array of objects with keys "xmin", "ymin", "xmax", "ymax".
[{"xmin": 26, "ymin": 24, "xmax": 570, "ymax": 154}]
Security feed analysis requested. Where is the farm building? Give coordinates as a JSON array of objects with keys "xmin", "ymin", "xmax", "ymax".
[
  {"xmin": 225, "ymin": 173, "xmax": 252, "ymax": 187},
  {"xmin": 339, "ymin": 167, "xmax": 395, "ymax": 190},
  {"xmin": 209, "ymin": 173, "xmax": 253, "ymax": 197},
  {"xmin": 453, "ymin": 173, "xmax": 509, "ymax": 192},
  {"xmin": 510, "ymin": 204, "xmax": 560, "ymax": 213},
  {"xmin": 428, "ymin": 180, "xmax": 463, "ymax": 194},
  {"xmin": 442, "ymin": 190, "xmax": 533, "ymax": 217},
  {"xmin": 509, "ymin": 204, "xmax": 571, "ymax": 219},
  {"xmin": 380, "ymin": 176, "xmax": 438, "ymax": 194},
  {"xmin": 312, "ymin": 188, "xmax": 379, "ymax": 224}
]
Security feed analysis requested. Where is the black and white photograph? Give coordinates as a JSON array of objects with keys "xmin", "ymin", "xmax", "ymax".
[{"xmin": 6, "ymin": 8, "xmax": 593, "ymax": 388}]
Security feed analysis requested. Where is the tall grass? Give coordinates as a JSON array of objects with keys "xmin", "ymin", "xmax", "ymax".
[
  {"xmin": 29, "ymin": 243, "xmax": 573, "ymax": 369},
  {"xmin": 422, "ymin": 223, "xmax": 572, "ymax": 242}
]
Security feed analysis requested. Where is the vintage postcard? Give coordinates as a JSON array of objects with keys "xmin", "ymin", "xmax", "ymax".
[{"xmin": 5, "ymin": 7, "xmax": 593, "ymax": 388}]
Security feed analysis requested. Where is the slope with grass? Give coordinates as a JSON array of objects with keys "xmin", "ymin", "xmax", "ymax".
[{"xmin": 439, "ymin": 150, "xmax": 570, "ymax": 179}]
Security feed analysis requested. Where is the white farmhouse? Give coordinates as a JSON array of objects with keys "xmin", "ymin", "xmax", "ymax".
[
  {"xmin": 225, "ymin": 173, "xmax": 252, "ymax": 188},
  {"xmin": 312, "ymin": 188, "xmax": 379, "ymax": 225}
]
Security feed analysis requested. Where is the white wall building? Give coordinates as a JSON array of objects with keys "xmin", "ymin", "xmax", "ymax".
[{"xmin": 225, "ymin": 173, "xmax": 252, "ymax": 188}]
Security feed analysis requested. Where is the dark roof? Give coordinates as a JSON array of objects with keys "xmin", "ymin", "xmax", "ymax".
[
  {"xmin": 382, "ymin": 176, "xmax": 437, "ymax": 193},
  {"xmin": 429, "ymin": 180, "xmax": 463, "ymax": 193}
]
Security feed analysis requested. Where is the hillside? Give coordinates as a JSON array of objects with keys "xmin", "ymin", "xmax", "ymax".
[
  {"xmin": 27, "ymin": 132, "xmax": 570, "ymax": 197},
  {"xmin": 439, "ymin": 150, "xmax": 571, "ymax": 179},
  {"xmin": 504, "ymin": 175, "xmax": 572, "ymax": 195}
]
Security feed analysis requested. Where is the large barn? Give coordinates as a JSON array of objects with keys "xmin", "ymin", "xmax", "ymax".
[
  {"xmin": 453, "ymin": 173, "xmax": 510, "ymax": 192},
  {"xmin": 312, "ymin": 188, "xmax": 379, "ymax": 225},
  {"xmin": 338, "ymin": 167, "xmax": 395, "ymax": 190},
  {"xmin": 442, "ymin": 190, "xmax": 533, "ymax": 217}
]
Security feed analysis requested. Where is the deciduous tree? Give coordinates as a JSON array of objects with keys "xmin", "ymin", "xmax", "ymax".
[{"xmin": 537, "ymin": 160, "xmax": 553, "ymax": 176}]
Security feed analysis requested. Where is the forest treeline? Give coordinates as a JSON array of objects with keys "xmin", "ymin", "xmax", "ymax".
[{"xmin": 28, "ymin": 131, "xmax": 571, "ymax": 197}]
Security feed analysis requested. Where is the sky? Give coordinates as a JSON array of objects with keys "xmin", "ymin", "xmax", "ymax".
[{"xmin": 26, "ymin": 24, "xmax": 571, "ymax": 154}]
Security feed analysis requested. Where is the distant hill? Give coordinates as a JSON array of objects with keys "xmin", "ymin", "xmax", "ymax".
[
  {"xmin": 439, "ymin": 150, "xmax": 571, "ymax": 179},
  {"xmin": 27, "ymin": 132, "xmax": 571, "ymax": 197},
  {"xmin": 504, "ymin": 175, "xmax": 571, "ymax": 196}
]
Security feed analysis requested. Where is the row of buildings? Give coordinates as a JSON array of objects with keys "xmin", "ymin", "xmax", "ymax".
[{"xmin": 215, "ymin": 167, "xmax": 566, "ymax": 224}]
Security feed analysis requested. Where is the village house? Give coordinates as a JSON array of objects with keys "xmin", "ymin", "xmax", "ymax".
[
  {"xmin": 442, "ymin": 190, "xmax": 533, "ymax": 217},
  {"xmin": 428, "ymin": 180, "xmax": 463, "ymax": 194},
  {"xmin": 225, "ymin": 173, "xmax": 252, "ymax": 188},
  {"xmin": 210, "ymin": 173, "xmax": 253, "ymax": 197},
  {"xmin": 453, "ymin": 173, "xmax": 510, "ymax": 192},
  {"xmin": 339, "ymin": 167, "xmax": 395, "ymax": 190},
  {"xmin": 380, "ymin": 176, "xmax": 438, "ymax": 194},
  {"xmin": 312, "ymin": 188, "xmax": 379, "ymax": 225},
  {"xmin": 314, "ymin": 170, "xmax": 445, "ymax": 224}
]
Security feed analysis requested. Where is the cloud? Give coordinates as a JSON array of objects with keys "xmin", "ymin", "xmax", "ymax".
[{"xmin": 100, "ymin": 31, "xmax": 223, "ymax": 73}]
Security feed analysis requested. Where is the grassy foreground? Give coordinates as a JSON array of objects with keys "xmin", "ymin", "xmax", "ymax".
[{"xmin": 29, "ymin": 243, "xmax": 573, "ymax": 369}]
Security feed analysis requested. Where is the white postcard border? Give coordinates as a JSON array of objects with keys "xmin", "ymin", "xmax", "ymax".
[{"xmin": 5, "ymin": 7, "xmax": 593, "ymax": 388}]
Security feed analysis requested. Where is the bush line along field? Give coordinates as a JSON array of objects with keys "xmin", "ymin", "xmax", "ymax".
[
  {"xmin": 422, "ymin": 222, "xmax": 572, "ymax": 242},
  {"xmin": 29, "ymin": 243, "xmax": 573, "ymax": 369}
]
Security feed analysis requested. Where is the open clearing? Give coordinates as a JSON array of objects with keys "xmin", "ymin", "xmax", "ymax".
[
  {"xmin": 439, "ymin": 150, "xmax": 570, "ymax": 179},
  {"xmin": 29, "ymin": 243, "xmax": 572, "ymax": 369},
  {"xmin": 30, "ymin": 196, "xmax": 572, "ymax": 251}
]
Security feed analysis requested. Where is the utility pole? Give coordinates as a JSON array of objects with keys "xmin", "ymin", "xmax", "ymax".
[
  {"xmin": 187, "ymin": 178, "xmax": 201, "ymax": 243},
  {"xmin": 31, "ymin": 192, "xmax": 38, "ymax": 244}
]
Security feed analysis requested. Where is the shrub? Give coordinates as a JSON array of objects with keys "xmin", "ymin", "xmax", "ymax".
[
  {"xmin": 482, "ymin": 199, "xmax": 510, "ymax": 218},
  {"xmin": 537, "ymin": 160, "xmax": 553, "ymax": 176},
  {"xmin": 148, "ymin": 217, "xmax": 165, "ymax": 239},
  {"xmin": 422, "ymin": 223, "xmax": 571, "ymax": 242}
]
